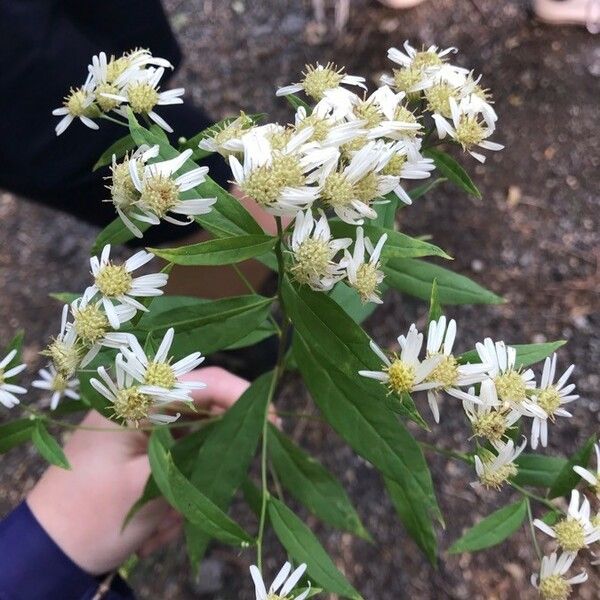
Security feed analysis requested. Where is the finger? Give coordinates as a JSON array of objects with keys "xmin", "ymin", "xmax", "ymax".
[
  {"xmin": 138, "ymin": 520, "xmax": 183, "ymax": 557},
  {"xmin": 180, "ymin": 367, "xmax": 250, "ymax": 412}
]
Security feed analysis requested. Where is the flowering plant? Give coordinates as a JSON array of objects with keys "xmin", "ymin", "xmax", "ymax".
[{"xmin": 1, "ymin": 43, "xmax": 598, "ymax": 598}]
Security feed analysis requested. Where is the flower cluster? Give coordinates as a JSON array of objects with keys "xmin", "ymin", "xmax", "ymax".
[{"xmin": 52, "ymin": 49, "xmax": 183, "ymax": 135}]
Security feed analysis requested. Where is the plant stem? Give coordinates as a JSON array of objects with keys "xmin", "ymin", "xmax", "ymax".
[
  {"xmin": 419, "ymin": 441, "xmax": 472, "ymax": 463},
  {"xmin": 525, "ymin": 497, "xmax": 542, "ymax": 561},
  {"xmin": 100, "ymin": 114, "xmax": 129, "ymax": 127},
  {"xmin": 509, "ymin": 481, "xmax": 559, "ymax": 513}
]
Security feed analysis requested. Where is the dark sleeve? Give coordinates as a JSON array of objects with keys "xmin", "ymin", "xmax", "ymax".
[{"xmin": 0, "ymin": 502, "xmax": 134, "ymax": 600}]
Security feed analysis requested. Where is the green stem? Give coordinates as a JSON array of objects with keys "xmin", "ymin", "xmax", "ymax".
[
  {"xmin": 509, "ymin": 481, "xmax": 559, "ymax": 513},
  {"xmin": 100, "ymin": 114, "xmax": 129, "ymax": 127},
  {"xmin": 525, "ymin": 497, "xmax": 542, "ymax": 561},
  {"xmin": 419, "ymin": 441, "xmax": 472, "ymax": 463}
]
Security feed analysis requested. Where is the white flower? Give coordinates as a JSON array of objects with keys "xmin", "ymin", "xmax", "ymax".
[
  {"xmin": 534, "ymin": 489, "xmax": 600, "ymax": 553},
  {"xmin": 475, "ymin": 338, "xmax": 542, "ymax": 418},
  {"xmin": 295, "ymin": 102, "xmax": 367, "ymax": 148},
  {"xmin": 289, "ymin": 209, "xmax": 350, "ymax": 291},
  {"xmin": 530, "ymin": 354, "xmax": 579, "ymax": 450},
  {"xmin": 90, "ymin": 353, "xmax": 181, "ymax": 425},
  {"xmin": 573, "ymin": 443, "xmax": 600, "ymax": 497},
  {"xmin": 120, "ymin": 328, "xmax": 206, "ymax": 404},
  {"xmin": 421, "ymin": 316, "xmax": 488, "ymax": 423},
  {"xmin": 432, "ymin": 97, "xmax": 503, "ymax": 163},
  {"xmin": 361, "ymin": 86, "xmax": 422, "ymax": 140},
  {"xmin": 128, "ymin": 148, "xmax": 216, "ymax": 227},
  {"xmin": 359, "ymin": 324, "xmax": 443, "ymax": 396},
  {"xmin": 197, "ymin": 112, "xmax": 255, "ymax": 156},
  {"xmin": 531, "ymin": 552, "xmax": 587, "ymax": 600},
  {"xmin": 32, "ymin": 365, "xmax": 79, "ymax": 410},
  {"xmin": 42, "ymin": 305, "xmax": 84, "ymax": 377},
  {"xmin": 0, "ymin": 349, "xmax": 27, "ymax": 408},
  {"xmin": 69, "ymin": 296, "xmax": 135, "ymax": 367},
  {"xmin": 86, "ymin": 245, "xmax": 168, "ymax": 326},
  {"xmin": 88, "ymin": 49, "xmax": 172, "ymax": 88},
  {"xmin": 387, "ymin": 41, "xmax": 459, "ymax": 72},
  {"xmin": 342, "ymin": 226, "xmax": 387, "ymax": 304},
  {"xmin": 249, "ymin": 562, "xmax": 310, "ymax": 600},
  {"xmin": 319, "ymin": 140, "xmax": 399, "ymax": 225},
  {"xmin": 52, "ymin": 73, "xmax": 99, "ymax": 135},
  {"xmin": 473, "ymin": 438, "xmax": 527, "ymax": 490},
  {"xmin": 276, "ymin": 62, "xmax": 366, "ymax": 101}
]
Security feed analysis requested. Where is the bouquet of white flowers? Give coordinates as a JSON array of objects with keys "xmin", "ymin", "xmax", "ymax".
[{"xmin": 1, "ymin": 42, "xmax": 597, "ymax": 599}]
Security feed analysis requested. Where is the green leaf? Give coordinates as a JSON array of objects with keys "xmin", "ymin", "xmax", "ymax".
[
  {"xmin": 185, "ymin": 372, "xmax": 272, "ymax": 565},
  {"xmin": 423, "ymin": 149, "xmax": 481, "ymax": 198},
  {"xmin": 269, "ymin": 498, "xmax": 363, "ymax": 600},
  {"xmin": 268, "ymin": 425, "xmax": 370, "ymax": 540},
  {"xmin": 149, "ymin": 235, "xmax": 276, "ymax": 266},
  {"xmin": 448, "ymin": 499, "xmax": 527, "ymax": 553},
  {"xmin": 31, "ymin": 421, "xmax": 70, "ymax": 469},
  {"xmin": 93, "ymin": 134, "xmax": 136, "ymax": 171},
  {"xmin": 384, "ymin": 392, "xmax": 429, "ymax": 431},
  {"xmin": 513, "ymin": 454, "xmax": 568, "ymax": 488},
  {"xmin": 285, "ymin": 93, "xmax": 312, "ymax": 113},
  {"xmin": 0, "ymin": 419, "xmax": 35, "ymax": 453},
  {"xmin": 549, "ymin": 435, "xmax": 597, "ymax": 499},
  {"xmin": 428, "ymin": 279, "xmax": 443, "ymax": 324},
  {"xmin": 148, "ymin": 430, "xmax": 253, "ymax": 546},
  {"xmin": 328, "ymin": 282, "xmax": 380, "ymax": 324},
  {"xmin": 458, "ymin": 341, "xmax": 566, "ymax": 369},
  {"xmin": 384, "ymin": 258, "xmax": 503, "ymax": 305},
  {"xmin": 385, "ymin": 476, "xmax": 437, "ymax": 564},
  {"xmin": 225, "ymin": 320, "xmax": 277, "ymax": 350},
  {"xmin": 371, "ymin": 193, "xmax": 398, "ymax": 229}
]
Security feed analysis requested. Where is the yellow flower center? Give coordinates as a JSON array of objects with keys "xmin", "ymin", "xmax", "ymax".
[
  {"xmin": 340, "ymin": 135, "xmax": 368, "ymax": 159},
  {"xmin": 385, "ymin": 357, "xmax": 416, "ymax": 395},
  {"xmin": 412, "ymin": 50, "xmax": 443, "ymax": 69},
  {"xmin": 290, "ymin": 238, "xmax": 332, "ymax": 286},
  {"xmin": 353, "ymin": 172, "xmax": 379, "ymax": 203},
  {"xmin": 242, "ymin": 154, "xmax": 304, "ymax": 208},
  {"xmin": 538, "ymin": 575, "xmax": 572, "ymax": 600},
  {"xmin": 479, "ymin": 462, "xmax": 518, "ymax": 490},
  {"xmin": 537, "ymin": 387, "xmax": 561, "ymax": 417},
  {"xmin": 454, "ymin": 115, "xmax": 486, "ymax": 150},
  {"xmin": 65, "ymin": 88, "xmax": 90, "ymax": 117},
  {"xmin": 110, "ymin": 160, "xmax": 142, "ymax": 209},
  {"xmin": 353, "ymin": 263, "xmax": 381, "ymax": 304},
  {"xmin": 301, "ymin": 63, "xmax": 345, "ymax": 100},
  {"xmin": 321, "ymin": 173, "xmax": 355, "ymax": 208},
  {"xmin": 51, "ymin": 372, "xmax": 69, "ymax": 392},
  {"xmin": 74, "ymin": 305, "xmax": 109, "ymax": 344},
  {"xmin": 127, "ymin": 82, "xmax": 159, "ymax": 114},
  {"xmin": 426, "ymin": 354, "xmax": 459, "ymax": 388},
  {"xmin": 392, "ymin": 67, "xmax": 422, "ymax": 96},
  {"xmin": 95, "ymin": 82, "xmax": 121, "ymax": 112},
  {"xmin": 144, "ymin": 361, "xmax": 176, "ymax": 389},
  {"xmin": 472, "ymin": 411, "xmax": 508, "ymax": 442},
  {"xmin": 381, "ymin": 153, "xmax": 407, "ymax": 176},
  {"xmin": 95, "ymin": 264, "xmax": 133, "ymax": 297},
  {"xmin": 494, "ymin": 371, "xmax": 527, "ymax": 403},
  {"xmin": 106, "ymin": 56, "xmax": 130, "ymax": 83},
  {"xmin": 297, "ymin": 115, "xmax": 331, "ymax": 143},
  {"xmin": 113, "ymin": 386, "xmax": 152, "ymax": 424},
  {"xmin": 42, "ymin": 340, "xmax": 82, "ymax": 377},
  {"xmin": 393, "ymin": 106, "xmax": 420, "ymax": 138},
  {"xmin": 554, "ymin": 518, "xmax": 586, "ymax": 552},
  {"xmin": 140, "ymin": 175, "xmax": 180, "ymax": 217},
  {"xmin": 424, "ymin": 83, "xmax": 457, "ymax": 117},
  {"xmin": 266, "ymin": 594, "xmax": 290, "ymax": 600},
  {"xmin": 268, "ymin": 128, "xmax": 294, "ymax": 151},
  {"xmin": 354, "ymin": 101, "xmax": 383, "ymax": 128}
]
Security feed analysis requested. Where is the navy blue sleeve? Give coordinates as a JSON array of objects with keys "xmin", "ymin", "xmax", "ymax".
[{"xmin": 0, "ymin": 502, "xmax": 134, "ymax": 600}]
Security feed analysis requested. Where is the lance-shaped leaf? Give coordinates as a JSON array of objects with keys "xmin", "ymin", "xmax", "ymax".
[
  {"xmin": 448, "ymin": 499, "xmax": 527, "ymax": 553},
  {"xmin": 428, "ymin": 279, "xmax": 443, "ymax": 325},
  {"xmin": 268, "ymin": 425, "xmax": 370, "ymax": 540},
  {"xmin": 185, "ymin": 372, "xmax": 273, "ymax": 565},
  {"xmin": 548, "ymin": 435, "xmax": 597, "ymax": 499},
  {"xmin": 148, "ymin": 430, "xmax": 253, "ymax": 546},
  {"xmin": 269, "ymin": 497, "xmax": 363, "ymax": 600},
  {"xmin": 513, "ymin": 454, "xmax": 568, "ymax": 489},
  {"xmin": 329, "ymin": 282, "xmax": 380, "ymax": 325},
  {"xmin": 423, "ymin": 149, "xmax": 481, "ymax": 198},
  {"xmin": 93, "ymin": 134, "xmax": 136, "ymax": 171},
  {"xmin": 149, "ymin": 235, "xmax": 276, "ymax": 266},
  {"xmin": 0, "ymin": 419, "xmax": 35, "ymax": 454},
  {"xmin": 285, "ymin": 93, "xmax": 312, "ymax": 112},
  {"xmin": 458, "ymin": 341, "xmax": 566, "ymax": 369},
  {"xmin": 31, "ymin": 421, "xmax": 70, "ymax": 469},
  {"xmin": 384, "ymin": 258, "xmax": 503, "ymax": 305}
]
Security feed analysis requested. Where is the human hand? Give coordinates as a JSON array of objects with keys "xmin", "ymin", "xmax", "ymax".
[{"xmin": 26, "ymin": 366, "xmax": 250, "ymax": 575}]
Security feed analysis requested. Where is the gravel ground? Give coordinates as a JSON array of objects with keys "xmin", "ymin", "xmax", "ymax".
[{"xmin": 1, "ymin": 0, "xmax": 599, "ymax": 598}]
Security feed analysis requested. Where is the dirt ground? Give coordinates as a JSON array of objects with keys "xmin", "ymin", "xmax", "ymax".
[{"xmin": 1, "ymin": 0, "xmax": 599, "ymax": 598}]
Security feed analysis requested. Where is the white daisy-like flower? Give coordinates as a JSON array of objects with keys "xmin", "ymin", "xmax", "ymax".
[
  {"xmin": 229, "ymin": 128, "xmax": 337, "ymax": 217},
  {"xmin": 387, "ymin": 41, "xmax": 459, "ymax": 72},
  {"xmin": 288, "ymin": 209, "xmax": 351, "ymax": 291},
  {"xmin": 359, "ymin": 324, "xmax": 443, "ymax": 396},
  {"xmin": 573, "ymin": 443, "xmax": 600, "ymax": 498},
  {"xmin": 534, "ymin": 489, "xmax": 600, "ymax": 553},
  {"xmin": 530, "ymin": 354, "xmax": 579, "ymax": 450},
  {"xmin": 420, "ymin": 316, "xmax": 489, "ymax": 423},
  {"xmin": 120, "ymin": 328, "xmax": 206, "ymax": 403},
  {"xmin": 69, "ymin": 296, "xmax": 135, "ymax": 368},
  {"xmin": 319, "ymin": 140, "xmax": 399, "ymax": 224},
  {"xmin": 32, "ymin": 365, "xmax": 80, "ymax": 410},
  {"xmin": 128, "ymin": 148, "xmax": 216, "ymax": 227},
  {"xmin": 0, "ymin": 349, "xmax": 27, "ymax": 409},
  {"xmin": 197, "ymin": 112, "xmax": 255, "ymax": 156},
  {"xmin": 249, "ymin": 562, "xmax": 310, "ymax": 600},
  {"xmin": 103, "ymin": 66, "xmax": 184, "ymax": 132},
  {"xmin": 473, "ymin": 437, "xmax": 527, "ymax": 490},
  {"xmin": 341, "ymin": 226, "xmax": 387, "ymax": 304},
  {"xmin": 90, "ymin": 353, "xmax": 181, "ymax": 425},
  {"xmin": 531, "ymin": 552, "xmax": 588, "ymax": 600},
  {"xmin": 42, "ymin": 305, "xmax": 84, "ymax": 378},
  {"xmin": 85, "ymin": 245, "xmax": 168, "ymax": 327},
  {"xmin": 475, "ymin": 338, "xmax": 543, "ymax": 418},
  {"xmin": 460, "ymin": 380, "xmax": 520, "ymax": 442},
  {"xmin": 432, "ymin": 97, "xmax": 504, "ymax": 163},
  {"xmin": 52, "ymin": 73, "xmax": 99, "ymax": 136},
  {"xmin": 295, "ymin": 102, "xmax": 367, "ymax": 148},
  {"xmin": 276, "ymin": 62, "xmax": 366, "ymax": 101}
]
